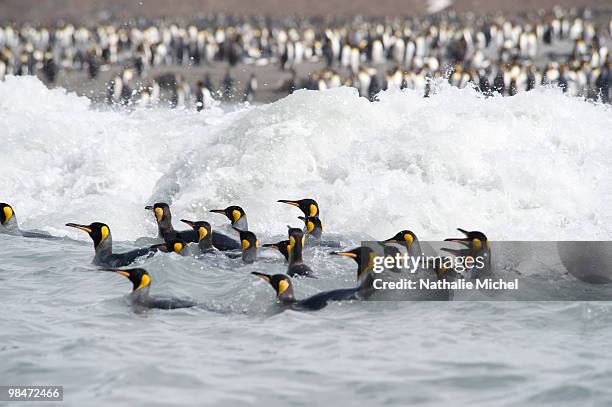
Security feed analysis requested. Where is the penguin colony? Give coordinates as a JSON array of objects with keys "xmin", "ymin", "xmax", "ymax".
[
  {"xmin": 0, "ymin": 7, "xmax": 610, "ymax": 106},
  {"xmin": 0, "ymin": 201, "xmax": 491, "ymax": 311}
]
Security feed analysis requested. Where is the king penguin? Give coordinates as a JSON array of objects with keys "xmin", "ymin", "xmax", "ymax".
[
  {"xmin": 66, "ymin": 222, "xmax": 157, "ymax": 267},
  {"xmin": 251, "ymin": 272, "xmax": 361, "ymax": 311},
  {"xmin": 278, "ymin": 198, "xmax": 320, "ymax": 217},
  {"xmin": 209, "ymin": 205, "xmax": 248, "ymax": 231},
  {"xmin": 287, "ymin": 227, "xmax": 316, "ymax": 278},
  {"xmin": 109, "ymin": 268, "xmax": 196, "ymax": 310},
  {"xmin": 0, "ymin": 203, "xmax": 55, "ymax": 238}
]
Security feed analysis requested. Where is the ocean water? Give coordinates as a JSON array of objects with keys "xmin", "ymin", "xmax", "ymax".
[{"xmin": 1, "ymin": 76, "xmax": 612, "ymax": 406}]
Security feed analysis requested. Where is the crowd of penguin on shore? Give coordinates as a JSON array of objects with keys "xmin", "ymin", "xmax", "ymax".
[
  {"xmin": 1, "ymin": 7, "xmax": 610, "ymax": 106},
  {"xmin": 0, "ymin": 199, "xmax": 494, "ymax": 312}
]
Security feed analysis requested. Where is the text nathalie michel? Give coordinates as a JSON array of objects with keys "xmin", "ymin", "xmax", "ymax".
[{"xmin": 371, "ymin": 254, "xmax": 519, "ymax": 291}]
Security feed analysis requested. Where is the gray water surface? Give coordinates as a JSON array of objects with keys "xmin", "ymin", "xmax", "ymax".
[{"xmin": 2, "ymin": 234, "xmax": 612, "ymax": 406}]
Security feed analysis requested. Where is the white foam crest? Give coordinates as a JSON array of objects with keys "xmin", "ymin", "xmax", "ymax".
[{"xmin": 1, "ymin": 76, "xmax": 610, "ymax": 241}]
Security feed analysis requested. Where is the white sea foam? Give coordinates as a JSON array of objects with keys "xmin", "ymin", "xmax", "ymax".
[{"xmin": 1, "ymin": 75, "xmax": 610, "ymax": 241}]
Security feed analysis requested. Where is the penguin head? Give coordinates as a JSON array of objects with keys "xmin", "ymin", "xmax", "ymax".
[
  {"xmin": 145, "ymin": 202, "xmax": 171, "ymax": 224},
  {"xmin": 0, "ymin": 203, "xmax": 16, "ymax": 226},
  {"xmin": 278, "ymin": 198, "xmax": 319, "ymax": 217},
  {"xmin": 66, "ymin": 222, "xmax": 111, "ymax": 249},
  {"xmin": 110, "ymin": 268, "xmax": 151, "ymax": 292},
  {"xmin": 251, "ymin": 272, "xmax": 295, "ymax": 302},
  {"xmin": 330, "ymin": 246, "xmax": 376, "ymax": 280},
  {"xmin": 442, "ymin": 228, "xmax": 490, "ymax": 255},
  {"xmin": 180, "ymin": 219, "xmax": 212, "ymax": 242},
  {"xmin": 152, "ymin": 239, "xmax": 188, "ymax": 255},
  {"xmin": 297, "ymin": 215, "xmax": 323, "ymax": 239},
  {"xmin": 234, "ymin": 228, "xmax": 259, "ymax": 263},
  {"xmin": 384, "ymin": 230, "xmax": 418, "ymax": 247},
  {"xmin": 287, "ymin": 227, "xmax": 306, "ymax": 253},
  {"xmin": 262, "ymin": 240, "xmax": 290, "ymax": 261},
  {"xmin": 210, "ymin": 205, "xmax": 247, "ymax": 229}
]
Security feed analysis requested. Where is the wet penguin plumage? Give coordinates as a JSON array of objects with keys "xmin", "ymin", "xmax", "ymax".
[
  {"xmin": 235, "ymin": 228, "xmax": 259, "ymax": 263},
  {"xmin": 66, "ymin": 222, "xmax": 156, "ymax": 267},
  {"xmin": 146, "ymin": 202, "xmax": 239, "ymax": 251},
  {"xmin": 251, "ymin": 272, "xmax": 360, "ymax": 311},
  {"xmin": 298, "ymin": 215, "xmax": 322, "ymax": 240},
  {"xmin": 210, "ymin": 205, "xmax": 248, "ymax": 231},
  {"xmin": 330, "ymin": 246, "xmax": 377, "ymax": 299},
  {"xmin": 383, "ymin": 230, "xmax": 422, "ymax": 257},
  {"xmin": 287, "ymin": 227, "xmax": 315, "ymax": 278},
  {"xmin": 0, "ymin": 203, "xmax": 54, "ymax": 238},
  {"xmin": 442, "ymin": 228, "xmax": 492, "ymax": 279},
  {"xmin": 278, "ymin": 198, "xmax": 320, "ymax": 217},
  {"xmin": 262, "ymin": 240, "xmax": 290, "ymax": 262},
  {"xmin": 180, "ymin": 219, "xmax": 214, "ymax": 253},
  {"xmin": 110, "ymin": 268, "xmax": 196, "ymax": 310}
]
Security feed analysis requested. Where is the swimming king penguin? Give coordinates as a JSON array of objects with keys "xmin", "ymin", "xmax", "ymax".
[
  {"xmin": 146, "ymin": 202, "xmax": 240, "ymax": 251},
  {"xmin": 109, "ymin": 268, "xmax": 196, "ymax": 310},
  {"xmin": 251, "ymin": 272, "xmax": 360, "ymax": 311},
  {"xmin": 441, "ymin": 228, "xmax": 492, "ymax": 279},
  {"xmin": 330, "ymin": 246, "xmax": 377, "ymax": 299},
  {"xmin": 235, "ymin": 228, "xmax": 259, "ymax": 263},
  {"xmin": 66, "ymin": 222, "xmax": 157, "ymax": 267},
  {"xmin": 180, "ymin": 219, "xmax": 214, "ymax": 254},
  {"xmin": 209, "ymin": 205, "xmax": 248, "ymax": 231},
  {"xmin": 287, "ymin": 227, "xmax": 316, "ymax": 278},
  {"xmin": 278, "ymin": 198, "xmax": 320, "ymax": 217},
  {"xmin": 0, "ymin": 203, "xmax": 54, "ymax": 238}
]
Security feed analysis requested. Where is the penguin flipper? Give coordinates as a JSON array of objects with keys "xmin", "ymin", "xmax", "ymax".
[
  {"xmin": 212, "ymin": 231, "xmax": 241, "ymax": 251},
  {"xmin": 147, "ymin": 297, "xmax": 197, "ymax": 310},
  {"xmin": 21, "ymin": 230, "xmax": 58, "ymax": 239},
  {"xmin": 112, "ymin": 247, "xmax": 157, "ymax": 267},
  {"xmin": 295, "ymin": 287, "xmax": 360, "ymax": 311}
]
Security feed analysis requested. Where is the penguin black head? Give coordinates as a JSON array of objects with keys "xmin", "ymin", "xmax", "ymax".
[
  {"xmin": 210, "ymin": 205, "xmax": 245, "ymax": 224},
  {"xmin": 66, "ymin": 222, "xmax": 111, "ymax": 249},
  {"xmin": 145, "ymin": 202, "xmax": 171, "ymax": 224},
  {"xmin": 234, "ymin": 228, "xmax": 259, "ymax": 263},
  {"xmin": 287, "ymin": 227, "xmax": 306, "ymax": 252},
  {"xmin": 384, "ymin": 230, "xmax": 418, "ymax": 247},
  {"xmin": 442, "ymin": 228, "xmax": 490, "ymax": 255},
  {"xmin": 278, "ymin": 198, "xmax": 319, "ymax": 217},
  {"xmin": 0, "ymin": 203, "xmax": 15, "ymax": 225},
  {"xmin": 330, "ymin": 246, "xmax": 376, "ymax": 280},
  {"xmin": 110, "ymin": 268, "xmax": 151, "ymax": 292},
  {"xmin": 180, "ymin": 219, "xmax": 212, "ymax": 242},
  {"xmin": 262, "ymin": 240, "xmax": 290, "ymax": 261},
  {"xmin": 298, "ymin": 215, "xmax": 323, "ymax": 239},
  {"xmin": 251, "ymin": 272, "xmax": 295, "ymax": 302},
  {"xmin": 210, "ymin": 205, "xmax": 248, "ymax": 230},
  {"xmin": 151, "ymin": 239, "xmax": 188, "ymax": 255}
]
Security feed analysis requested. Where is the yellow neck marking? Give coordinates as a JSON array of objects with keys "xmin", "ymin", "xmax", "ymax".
[
  {"xmin": 3, "ymin": 206, "xmax": 13, "ymax": 224},
  {"xmin": 198, "ymin": 227, "xmax": 208, "ymax": 241},
  {"xmin": 404, "ymin": 233, "xmax": 414, "ymax": 246},
  {"xmin": 472, "ymin": 238, "xmax": 482, "ymax": 251},
  {"xmin": 137, "ymin": 273, "xmax": 151, "ymax": 290},
  {"xmin": 154, "ymin": 207, "xmax": 164, "ymax": 223},
  {"xmin": 173, "ymin": 242, "xmax": 183, "ymax": 253},
  {"xmin": 232, "ymin": 210, "xmax": 241, "ymax": 223},
  {"xmin": 306, "ymin": 221, "xmax": 315, "ymax": 233},
  {"xmin": 309, "ymin": 204, "xmax": 317, "ymax": 217},
  {"xmin": 278, "ymin": 279, "xmax": 289, "ymax": 296},
  {"xmin": 242, "ymin": 239, "xmax": 251, "ymax": 251}
]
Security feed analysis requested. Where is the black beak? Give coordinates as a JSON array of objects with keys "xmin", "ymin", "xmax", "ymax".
[
  {"xmin": 180, "ymin": 219, "xmax": 195, "ymax": 227},
  {"xmin": 145, "ymin": 205, "xmax": 154, "ymax": 210}
]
